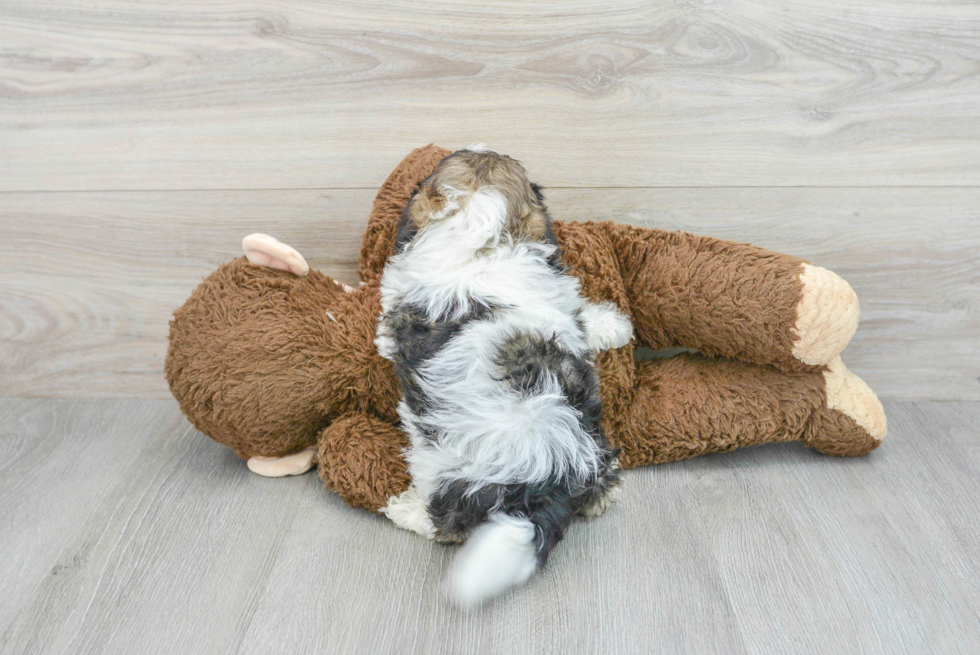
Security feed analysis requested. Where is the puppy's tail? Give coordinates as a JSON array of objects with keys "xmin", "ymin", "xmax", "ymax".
[{"xmin": 448, "ymin": 513, "xmax": 539, "ymax": 607}]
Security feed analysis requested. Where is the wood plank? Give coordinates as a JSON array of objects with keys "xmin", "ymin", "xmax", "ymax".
[
  {"xmin": 0, "ymin": 400, "xmax": 310, "ymax": 655},
  {"xmin": 687, "ymin": 400, "xmax": 980, "ymax": 654},
  {"xmin": 0, "ymin": 399, "xmax": 174, "ymax": 630},
  {"xmin": 4, "ymin": 400, "xmax": 980, "ymax": 653},
  {"xmin": 2, "ymin": 187, "xmax": 976, "ymax": 400},
  {"xmin": 1, "ymin": 0, "xmax": 978, "ymax": 190},
  {"xmin": 235, "ymin": 442, "xmax": 747, "ymax": 655},
  {"xmin": 871, "ymin": 402, "xmax": 980, "ymax": 619},
  {"xmin": 0, "ymin": 189, "xmax": 371, "ymax": 399}
]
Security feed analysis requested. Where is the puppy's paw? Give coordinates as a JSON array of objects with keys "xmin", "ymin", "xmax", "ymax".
[
  {"xmin": 579, "ymin": 484, "xmax": 622, "ymax": 520},
  {"xmin": 380, "ymin": 485, "xmax": 435, "ymax": 539},
  {"xmin": 581, "ymin": 302, "xmax": 633, "ymax": 351},
  {"xmin": 374, "ymin": 334, "xmax": 396, "ymax": 360}
]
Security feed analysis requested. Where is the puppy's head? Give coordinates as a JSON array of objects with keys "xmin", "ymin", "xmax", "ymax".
[{"xmin": 404, "ymin": 145, "xmax": 549, "ymax": 247}]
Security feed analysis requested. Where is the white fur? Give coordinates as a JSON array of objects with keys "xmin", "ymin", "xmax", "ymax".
[
  {"xmin": 378, "ymin": 167, "xmax": 628, "ymax": 603},
  {"xmin": 448, "ymin": 513, "xmax": 537, "ymax": 607},
  {"xmin": 580, "ymin": 301, "xmax": 634, "ymax": 351},
  {"xmin": 380, "ymin": 188, "xmax": 607, "ymax": 498},
  {"xmin": 379, "ymin": 485, "xmax": 435, "ymax": 539}
]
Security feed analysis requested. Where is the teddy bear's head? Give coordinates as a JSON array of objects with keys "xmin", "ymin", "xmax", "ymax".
[{"xmin": 165, "ymin": 257, "xmax": 400, "ymax": 459}]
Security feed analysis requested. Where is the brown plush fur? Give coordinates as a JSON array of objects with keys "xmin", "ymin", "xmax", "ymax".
[
  {"xmin": 166, "ymin": 263, "xmax": 400, "ymax": 459},
  {"xmin": 166, "ymin": 144, "xmax": 881, "ymax": 512},
  {"xmin": 358, "ymin": 146, "xmax": 451, "ymax": 287}
]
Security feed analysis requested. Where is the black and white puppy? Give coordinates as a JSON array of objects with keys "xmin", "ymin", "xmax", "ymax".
[{"xmin": 376, "ymin": 146, "xmax": 632, "ymax": 606}]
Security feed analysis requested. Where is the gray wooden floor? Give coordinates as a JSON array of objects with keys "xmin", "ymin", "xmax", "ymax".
[{"xmin": 2, "ymin": 398, "xmax": 978, "ymax": 655}]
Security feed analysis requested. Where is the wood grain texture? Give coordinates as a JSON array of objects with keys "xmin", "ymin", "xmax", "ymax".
[
  {"xmin": 0, "ymin": 399, "xmax": 174, "ymax": 634},
  {"xmin": 2, "ymin": 399, "xmax": 979, "ymax": 654},
  {"xmin": 1, "ymin": 0, "xmax": 978, "ymax": 190},
  {"xmin": 0, "ymin": 401, "xmax": 311, "ymax": 655},
  {"xmin": 2, "ymin": 187, "xmax": 976, "ymax": 400},
  {"xmin": 688, "ymin": 414, "xmax": 980, "ymax": 653}
]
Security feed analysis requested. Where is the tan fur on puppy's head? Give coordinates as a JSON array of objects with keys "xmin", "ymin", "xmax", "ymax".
[{"xmin": 407, "ymin": 146, "xmax": 549, "ymax": 243}]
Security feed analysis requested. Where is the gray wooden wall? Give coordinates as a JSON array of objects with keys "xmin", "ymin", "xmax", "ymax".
[{"xmin": 1, "ymin": 0, "xmax": 978, "ymax": 401}]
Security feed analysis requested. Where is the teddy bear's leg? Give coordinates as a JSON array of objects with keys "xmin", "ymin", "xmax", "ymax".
[
  {"xmin": 805, "ymin": 355, "xmax": 887, "ymax": 453},
  {"xmin": 241, "ymin": 233, "xmax": 311, "ymax": 277},
  {"xmin": 612, "ymin": 353, "xmax": 885, "ymax": 469},
  {"xmin": 246, "ymin": 447, "xmax": 317, "ymax": 477},
  {"xmin": 602, "ymin": 223, "xmax": 858, "ymax": 371}
]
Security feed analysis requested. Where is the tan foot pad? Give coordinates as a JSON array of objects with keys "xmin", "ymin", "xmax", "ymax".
[
  {"xmin": 247, "ymin": 447, "xmax": 316, "ymax": 477},
  {"xmin": 793, "ymin": 264, "xmax": 860, "ymax": 366},
  {"xmin": 824, "ymin": 356, "xmax": 887, "ymax": 441},
  {"xmin": 242, "ymin": 233, "xmax": 310, "ymax": 277}
]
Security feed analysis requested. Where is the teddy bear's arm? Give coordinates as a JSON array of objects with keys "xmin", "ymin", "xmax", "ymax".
[
  {"xmin": 315, "ymin": 412, "xmax": 412, "ymax": 512},
  {"xmin": 603, "ymin": 223, "xmax": 859, "ymax": 372}
]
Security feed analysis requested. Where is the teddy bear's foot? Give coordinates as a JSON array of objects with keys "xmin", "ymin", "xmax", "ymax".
[
  {"xmin": 803, "ymin": 356, "xmax": 886, "ymax": 456},
  {"xmin": 242, "ymin": 233, "xmax": 310, "ymax": 277},
  {"xmin": 379, "ymin": 485, "xmax": 436, "ymax": 539},
  {"xmin": 246, "ymin": 447, "xmax": 316, "ymax": 477},
  {"xmin": 792, "ymin": 264, "xmax": 860, "ymax": 366}
]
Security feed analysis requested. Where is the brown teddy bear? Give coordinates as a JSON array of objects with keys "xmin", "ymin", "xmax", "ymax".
[{"xmin": 165, "ymin": 145, "xmax": 886, "ymax": 523}]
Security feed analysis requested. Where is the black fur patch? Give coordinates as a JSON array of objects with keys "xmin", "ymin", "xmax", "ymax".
[
  {"xmin": 494, "ymin": 333, "xmax": 604, "ymax": 440},
  {"xmin": 382, "ymin": 301, "xmax": 494, "ymax": 418},
  {"xmin": 529, "ymin": 183, "xmax": 563, "ymax": 271},
  {"xmin": 426, "ymin": 331, "xmax": 618, "ymax": 565},
  {"xmin": 428, "ymin": 458, "xmax": 619, "ymax": 566}
]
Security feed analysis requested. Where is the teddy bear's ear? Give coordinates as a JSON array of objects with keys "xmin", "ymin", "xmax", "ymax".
[{"xmin": 241, "ymin": 233, "xmax": 310, "ymax": 277}]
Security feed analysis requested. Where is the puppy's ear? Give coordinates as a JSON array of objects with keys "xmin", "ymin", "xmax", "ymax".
[
  {"xmin": 513, "ymin": 207, "xmax": 549, "ymax": 242},
  {"xmin": 530, "ymin": 182, "xmax": 546, "ymax": 205},
  {"xmin": 407, "ymin": 184, "xmax": 447, "ymax": 231},
  {"xmin": 511, "ymin": 181, "xmax": 550, "ymax": 242}
]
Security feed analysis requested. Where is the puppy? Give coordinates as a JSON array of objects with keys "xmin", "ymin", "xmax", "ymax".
[{"xmin": 376, "ymin": 145, "xmax": 632, "ymax": 606}]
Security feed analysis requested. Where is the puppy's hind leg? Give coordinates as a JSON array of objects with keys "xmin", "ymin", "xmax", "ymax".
[
  {"xmin": 447, "ymin": 489, "xmax": 579, "ymax": 607},
  {"xmin": 379, "ymin": 485, "xmax": 436, "ymax": 539},
  {"xmin": 578, "ymin": 460, "xmax": 622, "ymax": 520}
]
